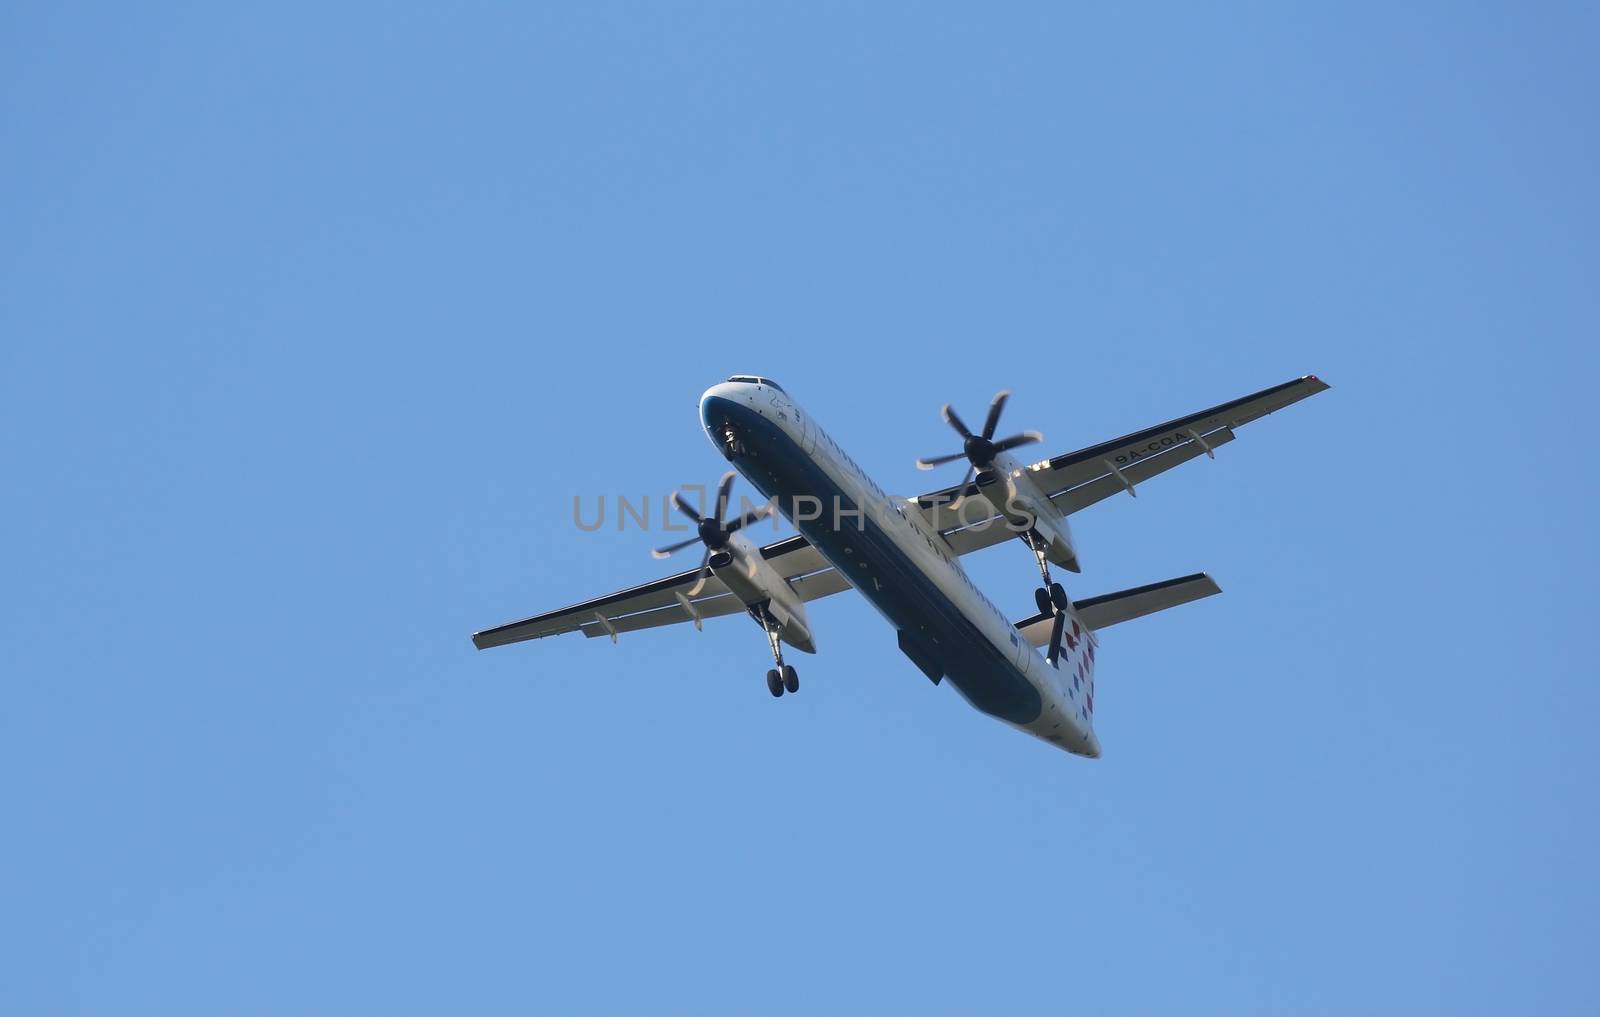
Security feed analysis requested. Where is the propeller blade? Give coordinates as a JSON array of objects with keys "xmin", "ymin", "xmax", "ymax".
[
  {"xmin": 961, "ymin": 464, "xmax": 976, "ymax": 490},
  {"xmin": 981, "ymin": 390, "xmax": 1010, "ymax": 440},
  {"xmin": 672, "ymin": 491, "xmax": 703, "ymax": 522},
  {"xmin": 685, "ymin": 548, "xmax": 713, "ymax": 597},
  {"xmin": 724, "ymin": 502, "xmax": 773, "ymax": 533},
  {"xmin": 714, "ymin": 470, "xmax": 737, "ymax": 525},
  {"xmin": 942, "ymin": 403, "xmax": 973, "ymax": 439},
  {"xmin": 651, "ymin": 536, "xmax": 702, "ymax": 559},
  {"xmin": 991, "ymin": 430, "xmax": 1043, "ymax": 453},
  {"xmin": 915, "ymin": 451, "xmax": 968, "ymax": 470}
]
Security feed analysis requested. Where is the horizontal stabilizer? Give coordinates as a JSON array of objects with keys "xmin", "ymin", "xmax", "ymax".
[
  {"xmin": 1013, "ymin": 573, "xmax": 1222, "ymax": 645},
  {"xmin": 1074, "ymin": 573, "xmax": 1221, "ymax": 630}
]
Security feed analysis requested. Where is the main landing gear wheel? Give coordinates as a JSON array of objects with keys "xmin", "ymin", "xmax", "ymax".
[
  {"xmin": 781, "ymin": 664, "xmax": 799, "ymax": 694},
  {"xmin": 767, "ymin": 669, "xmax": 784, "ymax": 697},
  {"xmin": 1034, "ymin": 587, "xmax": 1052, "ymax": 616}
]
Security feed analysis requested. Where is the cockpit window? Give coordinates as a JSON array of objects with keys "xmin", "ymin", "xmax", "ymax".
[{"xmin": 726, "ymin": 374, "xmax": 786, "ymax": 394}]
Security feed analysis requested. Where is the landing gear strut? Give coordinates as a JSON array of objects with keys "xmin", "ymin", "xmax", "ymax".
[
  {"xmin": 1026, "ymin": 532, "xmax": 1068, "ymax": 615},
  {"xmin": 758, "ymin": 605, "xmax": 799, "ymax": 697}
]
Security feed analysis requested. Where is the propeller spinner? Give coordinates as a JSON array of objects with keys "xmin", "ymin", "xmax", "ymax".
[
  {"xmin": 651, "ymin": 471, "xmax": 772, "ymax": 595},
  {"xmin": 915, "ymin": 390, "xmax": 1042, "ymax": 487}
]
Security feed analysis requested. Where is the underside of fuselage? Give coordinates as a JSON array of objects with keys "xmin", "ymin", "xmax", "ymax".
[{"xmin": 701, "ymin": 384, "xmax": 1100, "ymax": 757}]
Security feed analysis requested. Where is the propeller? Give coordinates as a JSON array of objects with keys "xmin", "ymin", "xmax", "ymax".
[
  {"xmin": 915, "ymin": 389, "xmax": 1043, "ymax": 487},
  {"xmin": 651, "ymin": 471, "xmax": 772, "ymax": 595}
]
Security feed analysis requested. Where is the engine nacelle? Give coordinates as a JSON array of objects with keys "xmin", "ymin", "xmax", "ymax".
[
  {"xmin": 979, "ymin": 456, "xmax": 1081, "ymax": 572},
  {"xmin": 711, "ymin": 535, "xmax": 817, "ymax": 652},
  {"xmin": 1025, "ymin": 506, "xmax": 1079, "ymax": 572}
]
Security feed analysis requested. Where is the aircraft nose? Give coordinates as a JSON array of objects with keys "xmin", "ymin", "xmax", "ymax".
[
  {"xmin": 700, "ymin": 382, "xmax": 768, "ymax": 461},
  {"xmin": 699, "ymin": 382, "xmax": 750, "ymax": 432}
]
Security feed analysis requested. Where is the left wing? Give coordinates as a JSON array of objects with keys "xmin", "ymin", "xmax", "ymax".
[
  {"xmin": 471, "ymin": 536, "xmax": 845, "ymax": 649},
  {"xmin": 918, "ymin": 375, "xmax": 1329, "ymax": 553}
]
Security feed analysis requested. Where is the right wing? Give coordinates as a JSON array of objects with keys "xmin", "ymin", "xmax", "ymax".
[
  {"xmin": 919, "ymin": 375, "xmax": 1330, "ymax": 552},
  {"xmin": 472, "ymin": 536, "xmax": 845, "ymax": 649}
]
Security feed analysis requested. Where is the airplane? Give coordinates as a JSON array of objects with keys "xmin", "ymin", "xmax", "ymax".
[{"xmin": 472, "ymin": 374, "xmax": 1329, "ymax": 757}]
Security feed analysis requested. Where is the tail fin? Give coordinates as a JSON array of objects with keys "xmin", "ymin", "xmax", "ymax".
[{"xmin": 1011, "ymin": 573, "xmax": 1219, "ymax": 740}]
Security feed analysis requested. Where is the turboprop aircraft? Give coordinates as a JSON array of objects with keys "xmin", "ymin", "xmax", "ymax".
[{"xmin": 472, "ymin": 375, "xmax": 1329, "ymax": 757}]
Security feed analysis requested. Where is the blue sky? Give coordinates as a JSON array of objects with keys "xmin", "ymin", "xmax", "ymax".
[{"xmin": 3, "ymin": 4, "xmax": 1596, "ymax": 1014}]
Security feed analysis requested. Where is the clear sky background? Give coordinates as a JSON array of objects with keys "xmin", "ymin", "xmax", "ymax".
[{"xmin": 4, "ymin": 4, "xmax": 1596, "ymax": 1014}]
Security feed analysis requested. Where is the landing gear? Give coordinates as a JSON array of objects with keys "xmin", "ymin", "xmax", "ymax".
[
  {"xmin": 759, "ymin": 605, "xmax": 799, "ymax": 697},
  {"xmin": 764, "ymin": 662, "xmax": 800, "ymax": 697},
  {"xmin": 1025, "ymin": 532, "xmax": 1070, "ymax": 614},
  {"xmin": 720, "ymin": 425, "xmax": 747, "ymax": 462}
]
